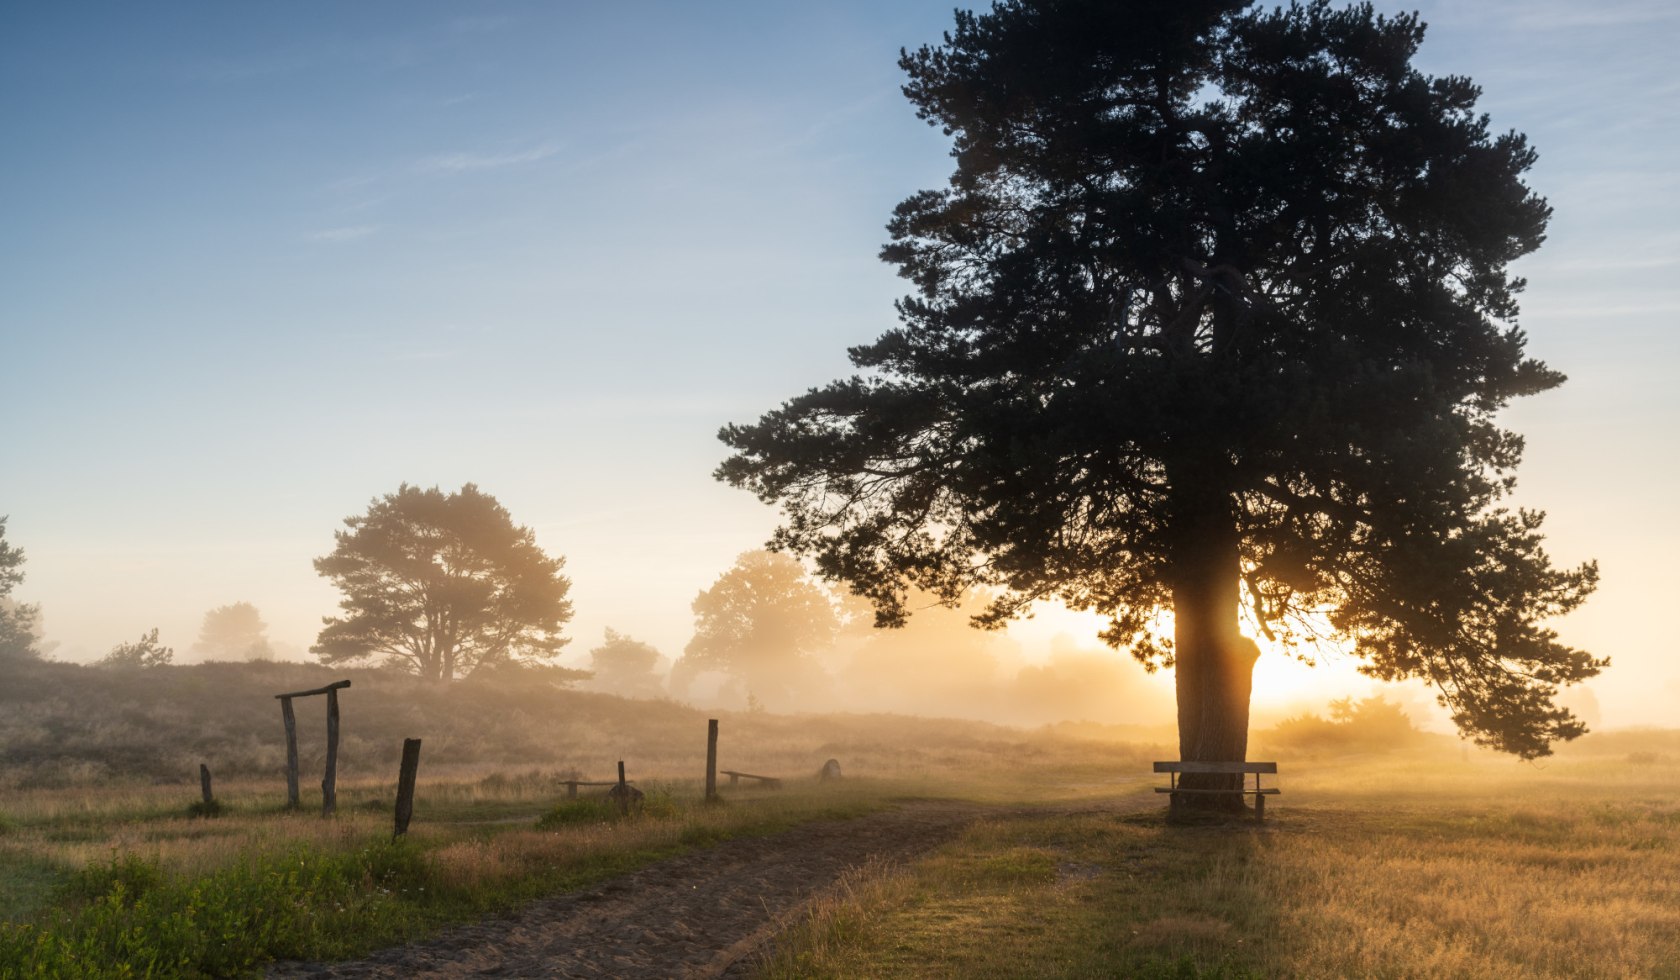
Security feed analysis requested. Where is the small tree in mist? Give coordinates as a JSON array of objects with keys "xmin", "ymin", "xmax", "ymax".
[
  {"xmin": 192, "ymin": 602, "xmax": 273, "ymax": 661},
  {"xmin": 671, "ymin": 550, "xmax": 838, "ymax": 707},
  {"xmin": 717, "ymin": 0, "xmax": 1602, "ymax": 798},
  {"xmin": 1263, "ymin": 695, "xmax": 1425, "ymax": 756},
  {"xmin": 312, "ymin": 484, "xmax": 573, "ymax": 683},
  {"xmin": 587, "ymin": 628, "xmax": 667, "ymax": 699},
  {"xmin": 97, "ymin": 628, "xmax": 173, "ymax": 669},
  {"xmin": 0, "ymin": 517, "xmax": 41, "ymax": 660}
]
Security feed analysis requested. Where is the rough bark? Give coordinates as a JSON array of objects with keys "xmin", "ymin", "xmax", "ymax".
[{"xmin": 1169, "ymin": 479, "xmax": 1260, "ymax": 815}]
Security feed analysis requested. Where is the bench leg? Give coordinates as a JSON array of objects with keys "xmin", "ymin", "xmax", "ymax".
[
  {"xmin": 1254, "ymin": 794, "xmax": 1265, "ymax": 823},
  {"xmin": 567, "ymin": 783, "xmax": 578, "ymax": 799}
]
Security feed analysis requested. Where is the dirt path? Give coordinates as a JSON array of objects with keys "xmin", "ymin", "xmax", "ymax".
[{"xmin": 267, "ymin": 799, "xmax": 999, "ymax": 979}]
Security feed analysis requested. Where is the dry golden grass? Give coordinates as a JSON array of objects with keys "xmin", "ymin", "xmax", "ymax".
[{"xmin": 759, "ymin": 746, "xmax": 1680, "ymax": 979}]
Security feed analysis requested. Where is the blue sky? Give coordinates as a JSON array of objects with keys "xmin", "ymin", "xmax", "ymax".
[{"xmin": 2, "ymin": 1, "xmax": 1676, "ymax": 725}]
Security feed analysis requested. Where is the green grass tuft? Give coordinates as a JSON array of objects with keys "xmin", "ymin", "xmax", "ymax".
[{"xmin": 534, "ymin": 799, "xmax": 620, "ymax": 829}]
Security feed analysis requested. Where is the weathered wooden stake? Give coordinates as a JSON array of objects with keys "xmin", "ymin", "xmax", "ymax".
[
  {"xmin": 322, "ymin": 688, "xmax": 341, "ymax": 817},
  {"xmin": 616, "ymin": 760, "xmax": 629, "ymax": 816},
  {"xmin": 705, "ymin": 719, "xmax": 719, "ymax": 803},
  {"xmin": 199, "ymin": 763, "xmax": 214, "ymax": 806},
  {"xmin": 393, "ymin": 738, "xmax": 422, "ymax": 839},
  {"xmin": 281, "ymin": 696, "xmax": 299, "ymax": 808}
]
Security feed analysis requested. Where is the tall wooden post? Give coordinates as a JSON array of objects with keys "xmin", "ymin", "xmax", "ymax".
[
  {"xmin": 281, "ymin": 697, "xmax": 299, "ymax": 809},
  {"xmin": 322, "ymin": 688, "xmax": 341, "ymax": 816},
  {"xmin": 705, "ymin": 719, "xmax": 719, "ymax": 803},
  {"xmin": 393, "ymin": 738, "xmax": 422, "ymax": 839},
  {"xmin": 199, "ymin": 763, "xmax": 214, "ymax": 806},
  {"xmin": 616, "ymin": 760, "xmax": 629, "ymax": 816}
]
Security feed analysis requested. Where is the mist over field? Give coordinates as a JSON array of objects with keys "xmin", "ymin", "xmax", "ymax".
[{"xmin": 5, "ymin": 0, "xmax": 1679, "ymax": 975}]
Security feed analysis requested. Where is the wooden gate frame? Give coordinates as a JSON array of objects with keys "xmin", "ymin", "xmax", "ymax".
[{"xmin": 275, "ymin": 680, "xmax": 350, "ymax": 816}]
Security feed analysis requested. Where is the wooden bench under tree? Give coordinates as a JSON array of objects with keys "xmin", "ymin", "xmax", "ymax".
[
  {"xmin": 719, "ymin": 770, "xmax": 782, "ymax": 789},
  {"xmin": 1154, "ymin": 761, "xmax": 1280, "ymax": 821}
]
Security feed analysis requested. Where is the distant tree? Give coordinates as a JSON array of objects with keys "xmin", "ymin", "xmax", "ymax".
[
  {"xmin": 1263, "ymin": 695, "xmax": 1425, "ymax": 756},
  {"xmin": 588, "ymin": 628, "xmax": 666, "ymax": 699},
  {"xmin": 312, "ymin": 484, "xmax": 573, "ymax": 682},
  {"xmin": 98, "ymin": 628, "xmax": 174, "ymax": 669},
  {"xmin": 0, "ymin": 517, "xmax": 41, "ymax": 660},
  {"xmin": 671, "ymin": 551, "xmax": 838, "ymax": 706},
  {"xmin": 717, "ymin": 0, "xmax": 1601, "ymax": 784},
  {"xmin": 192, "ymin": 602, "xmax": 273, "ymax": 661}
]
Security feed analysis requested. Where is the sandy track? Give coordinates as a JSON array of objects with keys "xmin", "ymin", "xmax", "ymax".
[{"xmin": 267, "ymin": 799, "xmax": 994, "ymax": 979}]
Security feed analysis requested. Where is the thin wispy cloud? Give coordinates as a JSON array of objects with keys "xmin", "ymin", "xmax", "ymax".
[
  {"xmin": 1532, "ymin": 253, "xmax": 1680, "ymax": 273},
  {"xmin": 418, "ymin": 143, "xmax": 560, "ymax": 175},
  {"xmin": 306, "ymin": 225, "xmax": 379, "ymax": 242},
  {"xmin": 1505, "ymin": 1, "xmax": 1680, "ymax": 31},
  {"xmin": 1524, "ymin": 301, "xmax": 1680, "ymax": 319}
]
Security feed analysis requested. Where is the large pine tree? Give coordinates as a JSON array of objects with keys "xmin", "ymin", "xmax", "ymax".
[{"xmin": 717, "ymin": 0, "xmax": 1601, "ymax": 796}]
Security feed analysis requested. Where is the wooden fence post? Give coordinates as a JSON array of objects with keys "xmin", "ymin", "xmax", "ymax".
[
  {"xmin": 617, "ymin": 760, "xmax": 629, "ymax": 816},
  {"xmin": 322, "ymin": 687, "xmax": 341, "ymax": 817},
  {"xmin": 393, "ymin": 738, "xmax": 422, "ymax": 839},
  {"xmin": 199, "ymin": 763, "xmax": 214, "ymax": 806},
  {"xmin": 706, "ymin": 719, "xmax": 719, "ymax": 803},
  {"xmin": 281, "ymin": 696, "xmax": 299, "ymax": 809}
]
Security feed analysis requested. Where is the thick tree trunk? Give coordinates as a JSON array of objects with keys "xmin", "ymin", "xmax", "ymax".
[{"xmin": 1169, "ymin": 484, "xmax": 1259, "ymax": 815}]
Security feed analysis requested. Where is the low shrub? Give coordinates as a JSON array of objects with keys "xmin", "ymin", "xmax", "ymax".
[{"xmin": 535, "ymin": 799, "xmax": 619, "ymax": 829}]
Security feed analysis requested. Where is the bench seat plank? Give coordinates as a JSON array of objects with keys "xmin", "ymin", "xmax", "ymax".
[
  {"xmin": 1153, "ymin": 761, "xmax": 1277, "ymax": 774},
  {"xmin": 1153, "ymin": 787, "xmax": 1281, "ymax": 795},
  {"xmin": 719, "ymin": 770, "xmax": 783, "ymax": 788}
]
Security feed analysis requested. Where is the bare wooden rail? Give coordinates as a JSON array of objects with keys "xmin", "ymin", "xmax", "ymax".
[
  {"xmin": 273, "ymin": 680, "xmax": 352, "ymax": 700},
  {"xmin": 719, "ymin": 769, "xmax": 782, "ymax": 789}
]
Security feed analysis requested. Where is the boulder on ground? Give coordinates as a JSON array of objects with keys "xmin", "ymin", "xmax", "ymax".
[
  {"xmin": 605, "ymin": 783, "xmax": 645, "ymax": 806},
  {"xmin": 818, "ymin": 758, "xmax": 842, "ymax": 781}
]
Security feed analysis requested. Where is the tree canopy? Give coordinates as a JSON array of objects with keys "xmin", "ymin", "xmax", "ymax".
[
  {"xmin": 717, "ymin": 0, "xmax": 1600, "ymax": 760},
  {"xmin": 97, "ymin": 628, "xmax": 173, "ymax": 669},
  {"xmin": 587, "ymin": 628, "xmax": 668, "ymax": 699},
  {"xmin": 0, "ymin": 517, "xmax": 40, "ymax": 661},
  {"xmin": 671, "ymin": 550, "xmax": 838, "ymax": 707},
  {"xmin": 192, "ymin": 602, "xmax": 273, "ymax": 661},
  {"xmin": 312, "ymin": 484, "xmax": 573, "ymax": 682}
]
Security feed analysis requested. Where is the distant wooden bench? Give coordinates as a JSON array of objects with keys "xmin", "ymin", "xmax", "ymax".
[
  {"xmin": 1154, "ymin": 761, "xmax": 1280, "ymax": 821},
  {"xmin": 719, "ymin": 770, "xmax": 782, "ymax": 789},
  {"xmin": 560, "ymin": 779, "xmax": 635, "ymax": 799}
]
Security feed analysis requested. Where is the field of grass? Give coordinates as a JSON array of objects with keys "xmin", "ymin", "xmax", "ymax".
[
  {"xmin": 0, "ymin": 769, "xmax": 903, "ymax": 978},
  {"xmin": 0, "ymin": 676, "xmax": 1164, "ymax": 979},
  {"xmin": 759, "ymin": 751, "xmax": 1680, "ymax": 978},
  {"xmin": 4, "ymin": 656, "xmax": 1676, "ymax": 978}
]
